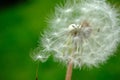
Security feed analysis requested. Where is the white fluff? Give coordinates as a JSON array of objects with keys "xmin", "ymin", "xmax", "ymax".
[{"xmin": 32, "ymin": 0, "xmax": 120, "ymax": 68}]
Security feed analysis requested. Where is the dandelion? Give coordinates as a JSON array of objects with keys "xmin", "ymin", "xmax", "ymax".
[{"xmin": 31, "ymin": 0, "xmax": 120, "ymax": 80}]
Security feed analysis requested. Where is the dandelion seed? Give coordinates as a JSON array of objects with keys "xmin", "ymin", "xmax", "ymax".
[
  {"xmin": 56, "ymin": 18, "xmax": 61, "ymax": 23},
  {"xmin": 64, "ymin": 8, "xmax": 73, "ymax": 13}
]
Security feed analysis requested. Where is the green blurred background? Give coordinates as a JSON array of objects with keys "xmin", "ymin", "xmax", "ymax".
[{"xmin": 0, "ymin": 0, "xmax": 120, "ymax": 80}]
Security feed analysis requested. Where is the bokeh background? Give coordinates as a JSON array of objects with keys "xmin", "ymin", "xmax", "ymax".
[{"xmin": 0, "ymin": 0, "xmax": 120, "ymax": 80}]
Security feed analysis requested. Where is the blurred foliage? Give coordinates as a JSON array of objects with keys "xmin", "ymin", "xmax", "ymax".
[{"xmin": 0, "ymin": 0, "xmax": 120, "ymax": 80}]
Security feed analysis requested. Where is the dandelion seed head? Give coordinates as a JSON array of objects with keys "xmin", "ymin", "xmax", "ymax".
[{"xmin": 32, "ymin": 0, "xmax": 120, "ymax": 68}]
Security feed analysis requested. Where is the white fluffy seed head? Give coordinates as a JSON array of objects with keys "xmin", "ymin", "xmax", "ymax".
[{"xmin": 32, "ymin": 0, "xmax": 120, "ymax": 68}]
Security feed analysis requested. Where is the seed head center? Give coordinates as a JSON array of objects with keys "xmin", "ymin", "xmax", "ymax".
[{"xmin": 68, "ymin": 21, "xmax": 92, "ymax": 39}]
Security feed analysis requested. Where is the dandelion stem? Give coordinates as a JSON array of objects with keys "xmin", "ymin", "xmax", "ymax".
[
  {"xmin": 36, "ymin": 62, "xmax": 39, "ymax": 80},
  {"xmin": 65, "ymin": 61, "xmax": 73, "ymax": 80}
]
